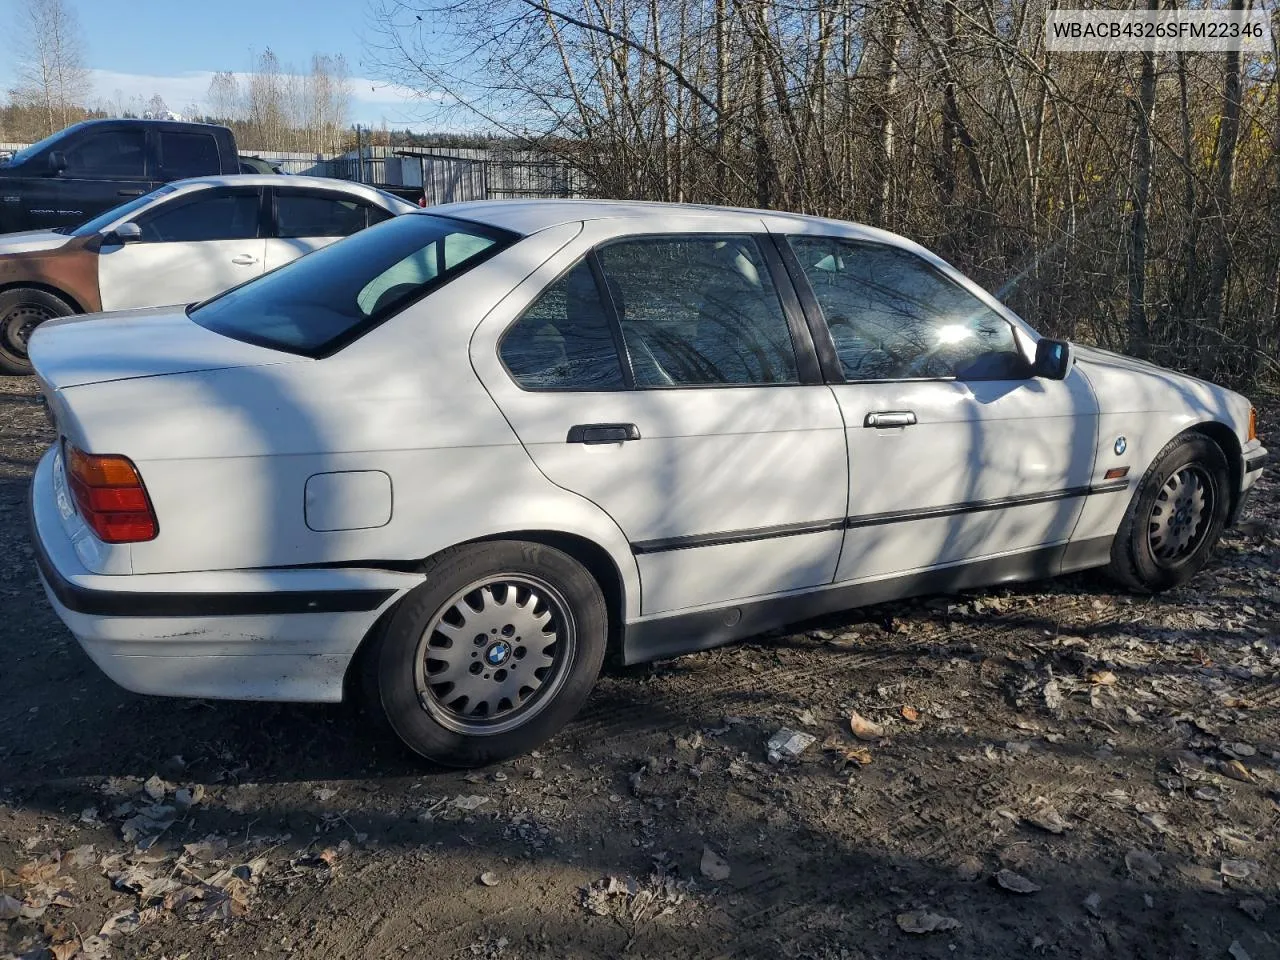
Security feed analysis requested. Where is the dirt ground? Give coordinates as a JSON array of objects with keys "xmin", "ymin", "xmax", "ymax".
[{"xmin": 1, "ymin": 371, "xmax": 1278, "ymax": 960}]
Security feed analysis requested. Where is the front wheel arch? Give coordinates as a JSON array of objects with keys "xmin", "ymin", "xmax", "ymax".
[{"xmin": 1187, "ymin": 421, "xmax": 1243, "ymax": 519}]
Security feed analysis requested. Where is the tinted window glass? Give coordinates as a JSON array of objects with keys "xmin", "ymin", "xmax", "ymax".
[
  {"xmin": 160, "ymin": 132, "xmax": 220, "ymax": 177},
  {"xmin": 597, "ymin": 237, "xmax": 798, "ymax": 387},
  {"xmin": 64, "ymin": 130, "xmax": 146, "ymax": 177},
  {"xmin": 277, "ymin": 193, "xmax": 367, "ymax": 238},
  {"xmin": 191, "ymin": 213, "xmax": 512, "ymax": 355},
  {"xmin": 135, "ymin": 189, "xmax": 261, "ymax": 242},
  {"xmin": 789, "ymin": 237, "xmax": 1026, "ymax": 381},
  {"xmin": 70, "ymin": 184, "xmax": 178, "ymax": 236},
  {"xmin": 500, "ymin": 261, "xmax": 625, "ymax": 390}
]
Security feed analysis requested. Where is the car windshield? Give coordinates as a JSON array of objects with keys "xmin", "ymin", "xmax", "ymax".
[
  {"xmin": 66, "ymin": 185, "xmax": 180, "ymax": 236},
  {"xmin": 190, "ymin": 213, "xmax": 516, "ymax": 356}
]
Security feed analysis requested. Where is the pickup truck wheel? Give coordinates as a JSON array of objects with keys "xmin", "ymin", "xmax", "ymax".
[
  {"xmin": 0, "ymin": 288, "xmax": 74, "ymax": 375},
  {"xmin": 367, "ymin": 540, "xmax": 607, "ymax": 767},
  {"xmin": 1106, "ymin": 434, "xmax": 1230, "ymax": 592}
]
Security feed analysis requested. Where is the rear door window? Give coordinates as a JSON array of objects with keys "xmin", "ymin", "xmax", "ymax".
[
  {"xmin": 159, "ymin": 132, "xmax": 221, "ymax": 178},
  {"xmin": 499, "ymin": 260, "xmax": 626, "ymax": 390},
  {"xmin": 275, "ymin": 193, "xmax": 369, "ymax": 238}
]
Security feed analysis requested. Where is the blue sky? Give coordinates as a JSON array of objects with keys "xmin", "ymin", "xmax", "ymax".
[{"xmin": 0, "ymin": 0, "xmax": 442, "ymax": 129}]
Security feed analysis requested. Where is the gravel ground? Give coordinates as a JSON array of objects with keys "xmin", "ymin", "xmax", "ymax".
[{"xmin": 1, "ymin": 372, "xmax": 1278, "ymax": 960}]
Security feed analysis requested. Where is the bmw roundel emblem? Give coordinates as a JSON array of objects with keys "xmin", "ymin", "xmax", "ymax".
[
  {"xmin": 485, "ymin": 641, "xmax": 511, "ymax": 666},
  {"xmin": 1114, "ymin": 436, "xmax": 1127, "ymax": 456}
]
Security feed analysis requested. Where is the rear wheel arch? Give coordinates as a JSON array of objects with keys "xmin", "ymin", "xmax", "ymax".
[{"xmin": 342, "ymin": 529, "xmax": 631, "ymax": 704}]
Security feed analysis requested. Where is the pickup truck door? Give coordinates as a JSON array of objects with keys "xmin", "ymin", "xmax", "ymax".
[
  {"xmin": 97, "ymin": 186, "xmax": 266, "ymax": 311},
  {"xmin": 26, "ymin": 127, "xmax": 156, "ymax": 231}
]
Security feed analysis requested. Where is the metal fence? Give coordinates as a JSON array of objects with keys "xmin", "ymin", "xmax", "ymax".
[{"xmin": 412, "ymin": 152, "xmax": 585, "ymax": 205}]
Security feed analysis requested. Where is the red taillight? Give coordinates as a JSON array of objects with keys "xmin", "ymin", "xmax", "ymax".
[{"xmin": 64, "ymin": 444, "xmax": 158, "ymax": 543}]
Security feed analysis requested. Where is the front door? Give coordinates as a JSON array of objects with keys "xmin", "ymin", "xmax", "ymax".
[
  {"xmin": 27, "ymin": 127, "xmax": 154, "ymax": 230},
  {"xmin": 781, "ymin": 232, "xmax": 1101, "ymax": 583},
  {"xmin": 473, "ymin": 222, "xmax": 849, "ymax": 616},
  {"xmin": 98, "ymin": 186, "xmax": 266, "ymax": 311}
]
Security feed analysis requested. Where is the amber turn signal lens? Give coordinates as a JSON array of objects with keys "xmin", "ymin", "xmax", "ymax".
[
  {"xmin": 63, "ymin": 443, "xmax": 158, "ymax": 544},
  {"xmin": 1248, "ymin": 407, "xmax": 1258, "ymax": 442}
]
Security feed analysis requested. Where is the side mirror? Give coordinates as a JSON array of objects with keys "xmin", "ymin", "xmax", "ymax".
[
  {"xmin": 47, "ymin": 150, "xmax": 67, "ymax": 175},
  {"xmin": 1033, "ymin": 338, "xmax": 1073, "ymax": 380},
  {"xmin": 108, "ymin": 222, "xmax": 142, "ymax": 244}
]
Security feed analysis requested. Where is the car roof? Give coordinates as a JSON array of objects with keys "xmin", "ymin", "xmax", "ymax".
[
  {"xmin": 167, "ymin": 175, "xmax": 415, "ymax": 208},
  {"xmin": 424, "ymin": 198, "xmax": 892, "ymax": 240}
]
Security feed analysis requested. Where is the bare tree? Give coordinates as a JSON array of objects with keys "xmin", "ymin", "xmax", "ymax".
[{"xmin": 9, "ymin": 0, "xmax": 91, "ymax": 135}]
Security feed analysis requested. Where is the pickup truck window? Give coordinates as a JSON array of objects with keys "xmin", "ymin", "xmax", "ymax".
[
  {"xmin": 64, "ymin": 130, "xmax": 146, "ymax": 177},
  {"xmin": 160, "ymin": 132, "xmax": 220, "ymax": 178}
]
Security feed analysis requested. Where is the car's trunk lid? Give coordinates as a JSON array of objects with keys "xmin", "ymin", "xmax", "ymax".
[{"xmin": 29, "ymin": 306, "xmax": 304, "ymax": 389}]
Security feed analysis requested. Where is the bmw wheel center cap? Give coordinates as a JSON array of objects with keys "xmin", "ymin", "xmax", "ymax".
[{"xmin": 485, "ymin": 641, "xmax": 512, "ymax": 667}]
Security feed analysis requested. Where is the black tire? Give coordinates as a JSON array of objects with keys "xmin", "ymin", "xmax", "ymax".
[
  {"xmin": 1107, "ymin": 433, "xmax": 1230, "ymax": 592},
  {"xmin": 0, "ymin": 287, "xmax": 75, "ymax": 375},
  {"xmin": 365, "ymin": 540, "xmax": 607, "ymax": 767}
]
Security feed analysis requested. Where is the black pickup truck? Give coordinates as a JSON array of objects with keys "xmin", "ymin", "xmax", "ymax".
[{"xmin": 0, "ymin": 119, "xmax": 240, "ymax": 233}]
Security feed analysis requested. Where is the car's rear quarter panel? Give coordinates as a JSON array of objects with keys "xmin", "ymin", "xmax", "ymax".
[{"xmin": 53, "ymin": 222, "xmax": 644, "ymax": 618}]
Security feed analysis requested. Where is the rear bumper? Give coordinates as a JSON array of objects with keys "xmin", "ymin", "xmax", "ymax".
[{"xmin": 28, "ymin": 448, "xmax": 423, "ymax": 702}]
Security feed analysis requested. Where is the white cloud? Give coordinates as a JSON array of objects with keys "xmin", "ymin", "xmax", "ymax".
[{"xmin": 86, "ymin": 69, "xmax": 437, "ymax": 126}]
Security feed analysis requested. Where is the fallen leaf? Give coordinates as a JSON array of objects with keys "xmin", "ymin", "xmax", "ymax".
[
  {"xmin": 479, "ymin": 872, "xmax": 500, "ymax": 887},
  {"xmin": 142, "ymin": 775, "xmax": 169, "ymax": 802},
  {"xmin": 1220, "ymin": 759, "xmax": 1253, "ymax": 782},
  {"xmin": 1027, "ymin": 805, "xmax": 1072, "ymax": 835},
  {"xmin": 1220, "ymin": 860, "xmax": 1254, "ymax": 880},
  {"xmin": 1125, "ymin": 849, "xmax": 1162, "ymax": 882},
  {"xmin": 50, "ymin": 941, "xmax": 79, "ymax": 960},
  {"xmin": 700, "ymin": 846, "xmax": 731, "ymax": 882},
  {"xmin": 994, "ymin": 869, "xmax": 1040, "ymax": 894},
  {"xmin": 1141, "ymin": 812, "xmax": 1174, "ymax": 835},
  {"xmin": 452, "ymin": 795, "xmax": 488, "ymax": 812},
  {"xmin": 896, "ymin": 910, "xmax": 961, "ymax": 934},
  {"xmin": 1043, "ymin": 680, "xmax": 1064, "ymax": 710},
  {"xmin": 1089, "ymin": 670, "xmax": 1118, "ymax": 686},
  {"xmin": 849, "ymin": 711, "xmax": 884, "ymax": 741},
  {"xmin": 901, "ymin": 705, "xmax": 920, "ymax": 723},
  {"xmin": 0, "ymin": 894, "xmax": 21, "ymax": 920}
]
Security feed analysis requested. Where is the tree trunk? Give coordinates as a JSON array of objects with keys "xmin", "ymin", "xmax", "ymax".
[{"xmin": 1126, "ymin": 0, "xmax": 1158, "ymax": 359}]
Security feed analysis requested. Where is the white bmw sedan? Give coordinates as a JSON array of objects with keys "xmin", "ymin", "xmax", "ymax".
[
  {"xmin": 27, "ymin": 201, "xmax": 1268, "ymax": 766},
  {"xmin": 0, "ymin": 175, "xmax": 416, "ymax": 373}
]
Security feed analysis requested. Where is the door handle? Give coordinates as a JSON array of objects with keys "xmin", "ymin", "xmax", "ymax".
[
  {"xmin": 231, "ymin": 254, "xmax": 259, "ymax": 266},
  {"xmin": 117, "ymin": 189, "xmax": 145, "ymax": 197},
  {"xmin": 566, "ymin": 423, "xmax": 641, "ymax": 444},
  {"xmin": 864, "ymin": 410, "xmax": 917, "ymax": 428}
]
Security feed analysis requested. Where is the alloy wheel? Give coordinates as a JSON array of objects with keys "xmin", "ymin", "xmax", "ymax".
[
  {"xmin": 413, "ymin": 574, "xmax": 576, "ymax": 735},
  {"xmin": 1147, "ymin": 465, "xmax": 1214, "ymax": 564}
]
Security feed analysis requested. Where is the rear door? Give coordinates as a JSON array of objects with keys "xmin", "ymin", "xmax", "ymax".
[
  {"xmin": 780, "ymin": 231, "xmax": 1100, "ymax": 583},
  {"xmin": 472, "ymin": 219, "xmax": 849, "ymax": 617},
  {"xmin": 27, "ymin": 127, "xmax": 154, "ymax": 229},
  {"xmin": 263, "ymin": 188, "xmax": 390, "ymax": 270},
  {"xmin": 97, "ymin": 185, "xmax": 266, "ymax": 311}
]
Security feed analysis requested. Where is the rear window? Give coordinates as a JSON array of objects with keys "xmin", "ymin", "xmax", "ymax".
[{"xmin": 189, "ymin": 213, "xmax": 516, "ymax": 355}]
